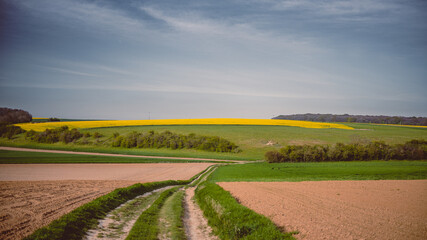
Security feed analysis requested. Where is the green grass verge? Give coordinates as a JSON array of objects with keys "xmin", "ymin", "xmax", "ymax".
[
  {"xmin": 23, "ymin": 181, "xmax": 186, "ymax": 240},
  {"xmin": 209, "ymin": 161, "xmax": 427, "ymax": 182},
  {"xmin": 0, "ymin": 150, "xmax": 221, "ymax": 163},
  {"xmin": 195, "ymin": 182, "xmax": 295, "ymax": 240},
  {"xmin": 126, "ymin": 187, "xmax": 179, "ymax": 240},
  {"xmin": 158, "ymin": 190, "xmax": 187, "ymax": 240}
]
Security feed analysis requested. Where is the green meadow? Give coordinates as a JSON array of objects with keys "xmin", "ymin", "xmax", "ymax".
[
  {"xmin": 209, "ymin": 161, "xmax": 427, "ymax": 182},
  {"xmin": 2, "ymin": 123, "xmax": 425, "ymax": 160}
]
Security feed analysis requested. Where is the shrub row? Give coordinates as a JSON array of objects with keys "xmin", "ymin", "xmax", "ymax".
[
  {"xmin": 112, "ymin": 130, "xmax": 240, "ymax": 153},
  {"xmin": 0, "ymin": 123, "xmax": 25, "ymax": 139},
  {"xmin": 24, "ymin": 180, "xmax": 186, "ymax": 240},
  {"xmin": 265, "ymin": 140, "xmax": 427, "ymax": 163},
  {"xmin": 126, "ymin": 187, "xmax": 179, "ymax": 240},
  {"xmin": 25, "ymin": 126, "xmax": 83, "ymax": 144},
  {"xmin": 195, "ymin": 182, "xmax": 295, "ymax": 240}
]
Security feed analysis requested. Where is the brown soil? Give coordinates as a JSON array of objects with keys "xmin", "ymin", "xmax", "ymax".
[
  {"xmin": 0, "ymin": 180, "xmax": 138, "ymax": 240},
  {"xmin": 0, "ymin": 163, "xmax": 213, "ymax": 239},
  {"xmin": 218, "ymin": 180, "xmax": 427, "ymax": 240},
  {"xmin": 0, "ymin": 163, "xmax": 214, "ymax": 181},
  {"xmin": 184, "ymin": 187, "xmax": 218, "ymax": 240},
  {"xmin": 183, "ymin": 166, "xmax": 218, "ymax": 240}
]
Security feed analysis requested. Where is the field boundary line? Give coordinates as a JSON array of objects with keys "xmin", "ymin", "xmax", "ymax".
[{"xmin": 0, "ymin": 147, "xmax": 241, "ymax": 163}]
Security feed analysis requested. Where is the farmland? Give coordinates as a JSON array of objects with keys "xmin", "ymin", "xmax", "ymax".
[
  {"xmin": 0, "ymin": 163, "xmax": 213, "ymax": 239},
  {"xmin": 209, "ymin": 161, "xmax": 427, "ymax": 239},
  {"xmin": 218, "ymin": 180, "xmax": 427, "ymax": 240},
  {"xmin": 15, "ymin": 118, "xmax": 354, "ymax": 131},
  {"xmin": 0, "ymin": 119, "xmax": 426, "ymax": 240},
  {"xmin": 3, "ymin": 121, "xmax": 426, "ymax": 160},
  {"xmin": 209, "ymin": 161, "xmax": 427, "ymax": 182}
]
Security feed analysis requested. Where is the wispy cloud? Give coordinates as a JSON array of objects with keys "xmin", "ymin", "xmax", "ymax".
[
  {"xmin": 41, "ymin": 66, "xmax": 99, "ymax": 77},
  {"xmin": 140, "ymin": 5, "xmax": 320, "ymax": 54},
  {"xmin": 12, "ymin": 0, "xmax": 146, "ymax": 37},
  {"xmin": 266, "ymin": 0, "xmax": 406, "ymax": 22}
]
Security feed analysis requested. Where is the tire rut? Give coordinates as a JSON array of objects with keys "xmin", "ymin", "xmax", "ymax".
[
  {"xmin": 183, "ymin": 167, "xmax": 219, "ymax": 240},
  {"xmin": 84, "ymin": 186, "xmax": 173, "ymax": 240}
]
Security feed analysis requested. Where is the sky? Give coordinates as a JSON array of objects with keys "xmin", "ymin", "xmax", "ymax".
[{"xmin": 0, "ymin": 0, "xmax": 426, "ymax": 119}]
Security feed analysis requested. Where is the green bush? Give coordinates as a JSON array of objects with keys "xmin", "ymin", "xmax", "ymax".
[
  {"xmin": 0, "ymin": 123, "xmax": 25, "ymax": 139},
  {"xmin": 195, "ymin": 182, "xmax": 294, "ymax": 240},
  {"xmin": 265, "ymin": 140, "xmax": 427, "ymax": 163},
  {"xmin": 27, "ymin": 126, "xmax": 83, "ymax": 144}
]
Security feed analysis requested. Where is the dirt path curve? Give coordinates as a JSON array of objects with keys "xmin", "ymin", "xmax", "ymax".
[
  {"xmin": 183, "ymin": 167, "xmax": 219, "ymax": 240},
  {"xmin": 0, "ymin": 146, "xmax": 240, "ymax": 163}
]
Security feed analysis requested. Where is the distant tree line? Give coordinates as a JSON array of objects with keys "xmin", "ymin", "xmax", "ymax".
[
  {"xmin": 112, "ymin": 130, "xmax": 240, "ymax": 153},
  {"xmin": 273, "ymin": 113, "xmax": 427, "ymax": 126},
  {"xmin": 265, "ymin": 140, "xmax": 427, "ymax": 163},
  {"xmin": 0, "ymin": 107, "xmax": 32, "ymax": 124},
  {"xmin": 48, "ymin": 117, "xmax": 60, "ymax": 122}
]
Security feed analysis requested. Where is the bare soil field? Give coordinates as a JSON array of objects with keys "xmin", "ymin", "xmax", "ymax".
[
  {"xmin": 0, "ymin": 163, "xmax": 214, "ymax": 181},
  {"xmin": 218, "ymin": 180, "xmax": 427, "ymax": 240},
  {"xmin": 0, "ymin": 163, "xmax": 213, "ymax": 240}
]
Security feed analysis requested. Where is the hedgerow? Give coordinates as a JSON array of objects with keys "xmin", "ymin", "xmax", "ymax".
[
  {"xmin": 112, "ymin": 130, "xmax": 240, "ymax": 153},
  {"xmin": 195, "ymin": 182, "xmax": 295, "ymax": 240},
  {"xmin": 265, "ymin": 140, "xmax": 427, "ymax": 163},
  {"xmin": 25, "ymin": 126, "xmax": 83, "ymax": 144}
]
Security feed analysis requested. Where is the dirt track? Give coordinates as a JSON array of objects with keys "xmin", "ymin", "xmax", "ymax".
[
  {"xmin": 0, "ymin": 163, "xmax": 213, "ymax": 240},
  {"xmin": 219, "ymin": 180, "xmax": 427, "ymax": 240}
]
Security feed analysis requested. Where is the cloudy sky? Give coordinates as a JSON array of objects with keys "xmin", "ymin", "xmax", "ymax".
[{"xmin": 1, "ymin": 0, "xmax": 426, "ymax": 119}]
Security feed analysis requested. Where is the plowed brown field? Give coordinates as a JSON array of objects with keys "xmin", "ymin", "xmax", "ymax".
[
  {"xmin": 218, "ymin": 180, "xmax": 427, "ymax": 240},
  {"xmin": 0, "ymin": 163, "xmax": 213, "ymax": 240}
]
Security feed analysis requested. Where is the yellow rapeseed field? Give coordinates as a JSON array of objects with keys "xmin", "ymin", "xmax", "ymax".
[{"xmin": 16, "ymin": 118, "xmax": 354, "ymax": 131}]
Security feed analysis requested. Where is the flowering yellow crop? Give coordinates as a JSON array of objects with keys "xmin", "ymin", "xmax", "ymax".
[{"xmin": 16, "ymin": 118, "xmax": 354, "ymax": 132}]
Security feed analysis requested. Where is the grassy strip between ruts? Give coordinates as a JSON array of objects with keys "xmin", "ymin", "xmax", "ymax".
[
  {"xmin": 158, "ymin": 190, "xmax": 187, "ymax": 240},
  {"xmin": 126, "ymin": 187, "xmax": 180, "ymax": 240},
  {"xmin": 0, "ymin": 150, "xmax": 223, "ymax": 164},
  {"xmin": 195, "ymin": 182, "xmax": 295, "ymax": 240}
]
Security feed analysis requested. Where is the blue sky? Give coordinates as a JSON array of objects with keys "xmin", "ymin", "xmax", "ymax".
[{"xmin": 1, "ymin": 0, "xmax": 426, "ymax": 119}]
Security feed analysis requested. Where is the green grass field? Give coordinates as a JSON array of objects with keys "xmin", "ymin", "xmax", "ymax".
[
  {"xmin": 209, "ymin": 161, "xmax": 427, "ymax": 182},
  {"xmin": 0, "ymin": 150, "xmax": 221, "ymax": 164},
  {"xmin": 2, "ymin": 123, "xmax": 426, "ymax": 160}
]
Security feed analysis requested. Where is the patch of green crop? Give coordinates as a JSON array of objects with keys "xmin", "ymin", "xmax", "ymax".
[
  {"xmin": 195, "ymin": 182, "xmax": 295, "ymax": 240},
  {"xmin": 0, "ymin": 150, "xmax": 220, "ymax": 163},
  {"xmin": 209, "ymin": 161, "xmax": 427, "ymax": 182}
]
